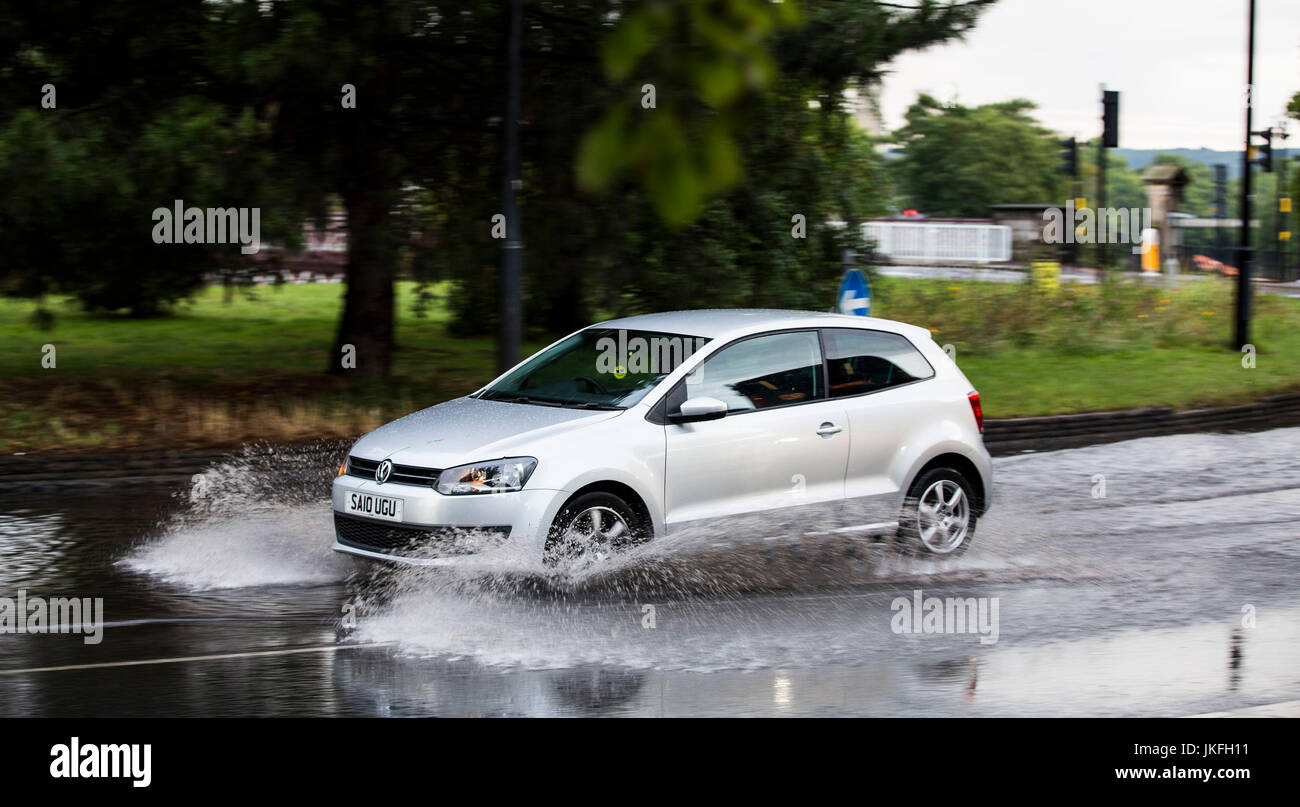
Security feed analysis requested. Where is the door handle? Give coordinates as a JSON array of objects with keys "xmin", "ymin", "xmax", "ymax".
[{"xmin": 816, "ymin": 422, "xmax": 842, "ymax": 437}]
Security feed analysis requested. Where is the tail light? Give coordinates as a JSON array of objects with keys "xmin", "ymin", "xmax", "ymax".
[{"xmin": 967, "ymin": 391, "xmax": 984, "ymax": 434}]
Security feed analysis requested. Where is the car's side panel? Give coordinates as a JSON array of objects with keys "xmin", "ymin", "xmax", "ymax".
[
  {"xmin": 893, "ymin": 428, "xmax": 993, "ymax": 512},
  {"xmin": 828, "ymin": 325, "xmax": 992, "ymax": 525},
  {"xmin": 902, "ymin": 334, "xmax": 993, "ymax": 510},
  {"xmin": 663, "ymin": 398, "xmax": 850, "ymax": 531},
  {"xmin": 838, "ymin": 380, "xmax": 947, "ymax": 525}
]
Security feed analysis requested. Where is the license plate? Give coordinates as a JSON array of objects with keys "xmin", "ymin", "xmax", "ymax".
[{"xmin": 345, "ymin": 492, "xmax": 404, "ymax": 522}]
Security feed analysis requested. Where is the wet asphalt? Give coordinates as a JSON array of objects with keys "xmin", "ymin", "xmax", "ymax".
[{"xmin": 1, "ymin": 427, "xmax": 1297, "ymax": 717}]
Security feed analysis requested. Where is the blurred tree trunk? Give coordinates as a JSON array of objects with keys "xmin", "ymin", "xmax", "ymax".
[
  {"xmin": 329, "ymin": 43, "xmax": 396, "ymax": 378},
  {"xmin": 331, "ymin": 111, "xmax": 396, "ymax": 377}
]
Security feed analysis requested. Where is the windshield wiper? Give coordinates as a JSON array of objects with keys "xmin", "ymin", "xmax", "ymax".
[
  {"xmin": 481, "ymin": 391, "xmax": 564, "ymax": 407},
  {"xmin": 481, "ymin": 390, "xmax": 624, "ymax": 410}
]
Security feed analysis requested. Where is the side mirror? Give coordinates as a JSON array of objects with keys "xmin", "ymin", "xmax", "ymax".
[{"xmin": 669, "ymin": 396, "xmax": 728, "ymax": 424}]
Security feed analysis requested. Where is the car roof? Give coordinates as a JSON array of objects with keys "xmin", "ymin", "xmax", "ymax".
[{"xmin": 591, "ymin": 309, "xmax": 931, "ymax": 343}]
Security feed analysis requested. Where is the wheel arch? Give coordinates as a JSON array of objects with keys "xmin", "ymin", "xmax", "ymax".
[
  {"xmin": 908, "ymin": 452, "xmax": 987, "ymax": 515},
  {"xmin": 553, "ymin": 480, "xmax": 657, "ymax": 537}
]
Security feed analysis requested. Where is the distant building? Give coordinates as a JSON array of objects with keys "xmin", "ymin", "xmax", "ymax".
[
  {"xmin": 248, "ymin": 211, "xmax": 348, "ymax": 284},
  {"xmin": 988, "ymin": 204, "xmax": 1061, "ymax": 265}
]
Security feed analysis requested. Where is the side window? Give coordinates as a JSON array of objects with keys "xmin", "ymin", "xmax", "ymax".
[
  {"xmin": 822, "ymin": 328, "xmax": 934, "ymax": 397},
  {"xmin": 685, "ymin": 331, "xmax": 824, "ymax": 412}
]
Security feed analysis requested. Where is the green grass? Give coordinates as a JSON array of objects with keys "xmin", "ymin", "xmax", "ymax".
[
  {"xmin": 2, "ymin": 274, "xmax": 1300, "ymax": 451},
  {"xmin": 869, "ymin": 275, "xmax": 1300, "ymax": 417},
  {"xmin": 1, "ymin": 281, "xmax": 476, "ymax": 381},
  {"xmin": 957, "ymin": 348, "xmax": 1298, "ymax": 417},
  {"xmin": 0, "ymin": 282, "xmax": 520, "ymax": 452}
]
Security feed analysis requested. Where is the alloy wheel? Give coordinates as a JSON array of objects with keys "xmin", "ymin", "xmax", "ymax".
[{"xmin": 916, "ymin": 479, "xmax": 970, "ymax": 554}]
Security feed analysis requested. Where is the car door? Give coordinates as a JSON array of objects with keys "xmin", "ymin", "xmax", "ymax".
[
  {"xmin": 663, "ymin": 330, "xmax": 850, "ymax": 533},
  {"xmin": 822, "ymin": 327, "xmax": 938, "ymax": 526}
]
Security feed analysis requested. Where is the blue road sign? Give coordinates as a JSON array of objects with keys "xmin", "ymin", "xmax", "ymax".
[{"xmin": 837, "ymin": 268, "xmax": 871, "ymax": 316}]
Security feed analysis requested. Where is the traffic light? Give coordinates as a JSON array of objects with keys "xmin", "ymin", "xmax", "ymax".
[
  {"xmin": 1101, "ymin": 90, "xmax": 1119, "ymax": 148},
  {"xmin": 1058, "ymin": 137, "xmax": 1078, "ymax": 176},
  {"xmin": 1250, "ymin": 130, "xmax": 1273, "ymax": 172}
]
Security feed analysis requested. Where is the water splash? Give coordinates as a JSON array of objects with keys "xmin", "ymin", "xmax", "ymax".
[
  {"xmin": 117, "ymin": 427, "xmax": 1298, "ymax": 669},
  {"xmin": 346, "ymin": 428, "xmax": 1300, "ymax": 669},
  {"xmin": 120, "ymin": 443, "xmax": 355, "ymax": 590}
]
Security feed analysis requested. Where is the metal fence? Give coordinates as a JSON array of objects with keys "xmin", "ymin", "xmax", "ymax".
[{"xmin": 864, "ymin": 221, "xmax": 1013, "ymax": 264}]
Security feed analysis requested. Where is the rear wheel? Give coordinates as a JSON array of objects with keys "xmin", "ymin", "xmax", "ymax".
[
  {"xmin": 544, "ymin": 491, "xmax": 648, "ymax": 565},
  {"xmin": 898, "ymin": 467, "xmax": 977, "ymax": 557}
]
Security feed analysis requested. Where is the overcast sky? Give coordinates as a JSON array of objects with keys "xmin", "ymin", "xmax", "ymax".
[{"xmin": 876, "ymin": 0, "xmax": 1300, "ymax": 150}]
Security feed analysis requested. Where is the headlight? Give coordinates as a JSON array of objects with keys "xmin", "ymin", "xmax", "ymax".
[{"xmin": 436, "ymin": 457, "xmax": 537, "ymax": 495}]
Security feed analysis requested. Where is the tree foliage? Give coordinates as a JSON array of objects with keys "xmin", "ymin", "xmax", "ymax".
[
  {"xmin": 1, "ymin": 0, "xmax": 1000, "ymax": 374},
  {"xmin": 890, "ymin": 94, "xmax": 1067, "ymax": 217},
  {"xmin": 0, "ymin": 1, "xmax": 296, "ymax": 314}
]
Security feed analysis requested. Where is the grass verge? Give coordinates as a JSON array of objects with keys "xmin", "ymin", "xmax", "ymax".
[{"xmin": 2, "ymin": 275, "xmax": 1298, "ymax": 452}]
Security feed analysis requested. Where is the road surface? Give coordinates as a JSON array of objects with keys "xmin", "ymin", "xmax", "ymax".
[{"xmin": 1, "ymin": 427, "xmax": 1297, "ymax": 716}]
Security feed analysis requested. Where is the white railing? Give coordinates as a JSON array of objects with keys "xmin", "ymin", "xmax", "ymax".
[{"xmin": 863, "ymin": 221, "xmax": 1013, "ymax": 264}]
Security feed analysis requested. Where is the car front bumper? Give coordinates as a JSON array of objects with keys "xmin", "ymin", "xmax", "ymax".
[{"xmin": 330, "ymin": 474, "xmax": 560, "ymax": 563}]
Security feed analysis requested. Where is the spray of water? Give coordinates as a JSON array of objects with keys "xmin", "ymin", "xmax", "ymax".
[
  {"xmin": 114, "ymin": 437, "xmax": 1127, "ymax": 670},
  {"xmin": 90, "ymin": 427, "xmax": 1300, "ymax": 679},
  {"xmin": 120, "ymin": 443, "xmax": 356, "ymax": 590},
  {"xmin": 343, "ymin": 495, "xmax": 1062, "ymax": 671}
]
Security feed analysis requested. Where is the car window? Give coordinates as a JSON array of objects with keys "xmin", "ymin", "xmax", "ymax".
[
  {"xmin": 822, "ymin": 328, "xmax": 934, "ymax": 397},
  {"xmin": 483, "ymin": 328, "xmax": 708, "ymax": 408},
  {"xmin": 685, "ymin": 330, "xmax": 823, "ymax": 412}
]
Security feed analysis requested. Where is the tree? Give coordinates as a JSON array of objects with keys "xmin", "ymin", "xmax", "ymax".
[
  {"xmin": 509, "ymin": 0, "xmax": 999, "ymax": 331},
  {"xmin": 209, "ymin": 0, "xmax": 509, "ymax": 377},
  {"xmin": 1073, "ymin": 146, "xmax": 1146, "ymax": 213},
  {"xmin": 0, "ymin": 1, "xmax": 296, "ymax": 315},
  {"xmin": 890, "ymin": 95, "xmax": 1067, "ymax": 217},
  {"xmin": 2, "ymin": 0, "xmax": 1001, "ymax": 372},
  {"xmin": 577, "ymin": 0, "xmax": 997, "ymax": 226}
]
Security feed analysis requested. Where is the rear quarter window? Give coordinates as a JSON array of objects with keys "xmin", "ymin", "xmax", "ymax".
[{"xmin": 822, "ymin": 328, "xmax": 935, "ymax": 397}]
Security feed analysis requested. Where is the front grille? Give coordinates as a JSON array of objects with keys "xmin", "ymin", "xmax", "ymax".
[
  {"xmin": 334, "ymin": 513, "xmax": 510, "ymax": 557},
  {"xmin": 346, "ymin": 455, "xmax": 442, "ymax": 486}
]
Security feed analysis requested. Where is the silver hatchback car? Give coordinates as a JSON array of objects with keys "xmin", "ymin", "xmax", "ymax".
[{"xmin": 332, "ymin": 309, "xmax": 992, "ymax": 565}]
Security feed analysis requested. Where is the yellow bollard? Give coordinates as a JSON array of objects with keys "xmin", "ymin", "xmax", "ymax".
[
  {"xmin": 1031, "ymin": 261, "xmax": 1060, "ymax": 293},
  {"xmin": 1140, "ymin": 228, "xmax": 1160, "ymax": 273}
]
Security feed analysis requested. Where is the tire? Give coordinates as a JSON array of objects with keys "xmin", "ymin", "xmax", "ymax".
[
  {"xmin": 898, "ymin": 467, "xmax": 978, "ymax": 558},
  {"xmin": 544, "ymin": 491, "xmax": 649, "ymax": 565}
]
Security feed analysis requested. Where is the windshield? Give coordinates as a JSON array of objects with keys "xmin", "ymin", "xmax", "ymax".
[{"xmin": 480, "ymin": 328, "xmax": 710, "ymax": 409}]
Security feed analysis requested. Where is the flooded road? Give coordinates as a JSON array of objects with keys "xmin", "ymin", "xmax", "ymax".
[{"xmin": 1, "ymin": 428, "xmax": 1298, "ymax": 717}]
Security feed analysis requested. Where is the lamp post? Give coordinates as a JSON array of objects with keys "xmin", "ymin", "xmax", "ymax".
[
  {"xmin": 1234, "ymin": 0, "xmax": 1255, "ymax": 351},
  {"xmin": 498, "ymin": 0, "xmax": 524, "ymax": 373}
]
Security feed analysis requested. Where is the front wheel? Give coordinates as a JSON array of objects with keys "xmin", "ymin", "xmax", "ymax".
[
  {"xmin": 898, "ymin": 468, "xmax": 977, "ymax": 557},
  {"xmin": 544, "ymin": 491, "xmax": 648, "ymax": 566}
]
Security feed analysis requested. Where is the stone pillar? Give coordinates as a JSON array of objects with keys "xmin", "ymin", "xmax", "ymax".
[{"xmin": 1141, "ymin": 163, "xmax": 1190, "ymax": 275}]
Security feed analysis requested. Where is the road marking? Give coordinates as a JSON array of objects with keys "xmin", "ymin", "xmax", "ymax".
[{"xmin": 0, "ymin": 641, "xmax": 397, "ymax": 676}]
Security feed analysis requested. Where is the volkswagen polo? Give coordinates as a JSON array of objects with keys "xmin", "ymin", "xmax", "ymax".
[{"xmin": 332, "ymin": 309, "xmax": 992, "ymax": 565}]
